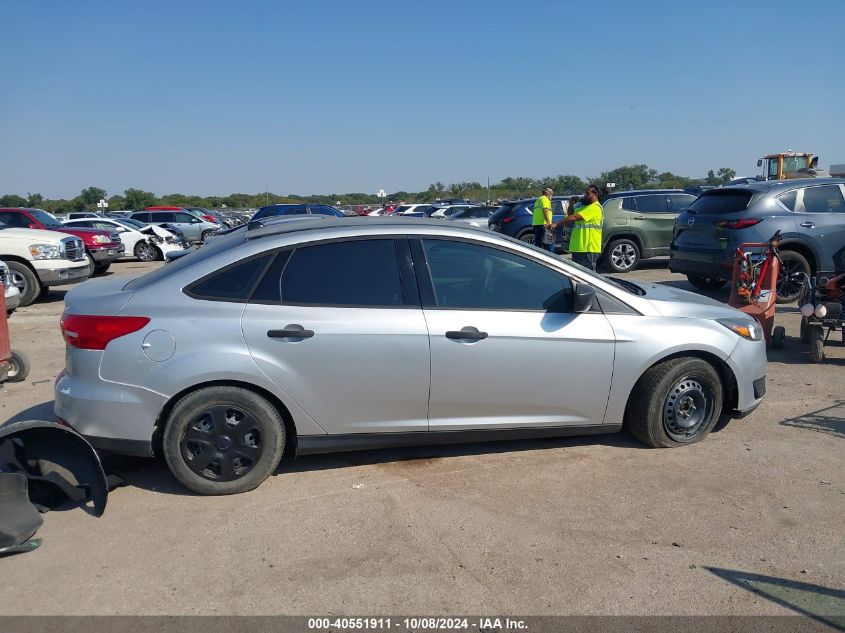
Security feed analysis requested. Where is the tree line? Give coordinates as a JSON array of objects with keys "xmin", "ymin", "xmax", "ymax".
[{"xmin": 0, "ymin": 164, "xmax": 737, "ymax": 213}]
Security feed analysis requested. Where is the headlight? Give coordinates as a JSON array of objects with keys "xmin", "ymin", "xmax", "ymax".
[
  {"xmin": 717, "ymin": 318, "xmax": 763, "ymax": 341},
  {"xmin": 92, "ymin": 235, "xmax": 110, "ymax": 244},
  {"xmin": 150, "ymin": 236, "xmax": 162, "ymax": 244},
  {"xmin": 29, "ymin": 243, "xmax": 62, "ymax": 259}
]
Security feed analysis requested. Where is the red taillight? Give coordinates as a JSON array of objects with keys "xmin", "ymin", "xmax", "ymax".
[
  {"xmin": 202, "ymin": 215, "xmax": 216, "ymax": 222},
  {"xmin": 715, "ymin": 218, "xmax": 762, "ymax": 229},
  {"xmin": 502, "ymin": 217, "xmax": 514, "ymax": 224},
  {"xmin": 61, "ymin": 315, "xmax": 150, "ymax": 350}
]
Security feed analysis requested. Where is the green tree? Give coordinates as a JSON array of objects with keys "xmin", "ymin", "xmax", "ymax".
[
  {"xmin": 717, "ymin": 167, "xmax": 736, "ymax": 184},
  {"xmin": 26, "ymin": 193, "xmax": 43, "ymax": 207},
  {"xmin": 124, "ymin": 188, "xmax": 158, "ymax": 210},
  {"xmin": 107, "ymin": 195, "xmax": 126, "ymax": 210},
  {"xmin": 79, "ymin": 186, "xmax": 107, "ymax": 206},
  {"xmin": 0, "ymin": 194, "xmax": 27, "ymax": 207},
  {"xmin": 547, "ymin": 175, "xmax": 587, "ymax": 195},
  {"xmin": 599, "ymin": 165, "xmax": 658, "ymax": 191}
]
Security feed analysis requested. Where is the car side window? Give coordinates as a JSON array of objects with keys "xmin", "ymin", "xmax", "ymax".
[
  {"xmin": 175, "ymin": 212, "xmax": 200, "ymax": 223},
  {"xmin": 275, "ymin": 239, "xmax": 404, "ymax": 307},
  {"xmin": 94, "ymin": 222, "xmax": 114, "ymax": 231},
  {"xmin": 421, "ymin": 239, "xmax": 572, "ymax": 311},
  {"xmin": 668, "ymin": 194, "xmax": 696, "ymax": 213},
  {"xmin": 186, "ymin": 254, "xmax": 273, "ymax": 302},
  {"xmin": 621, "ymin": 197, "xmax": 637, "ymax": 211},
  {"xmin": 133, "ymin": 213, "xmax": 151, "ymax": 222},
  {"xmin": 286, "ymin": 205, "xmax": 307, "ymax": 215},
  {"xmin": 309, "ymin": 205, "xmax": 341, "ymax": 216},
  {"xmin": 0, "ymin": 212, "xmax": 28, "ymax": 228},
  {"xmin": 634, "ymin": 195, "xmax": 671, "ymax": 213},
  {"xmin": 777, "ymin": 190, "xmax": 798, "ymax": 212},
  {"xmin": 801, "ymin": 185, "xmax": 845, "ymax": 213}
]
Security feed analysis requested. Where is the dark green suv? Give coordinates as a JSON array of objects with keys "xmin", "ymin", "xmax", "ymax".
[{"xmin": 570, "ymin": 190, "xmax": 697, "ymax": 272}]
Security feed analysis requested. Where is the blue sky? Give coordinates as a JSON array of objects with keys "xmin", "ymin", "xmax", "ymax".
[{"xmin": 1, "ymin": 0, "xmax": 843, "ymax": 198}]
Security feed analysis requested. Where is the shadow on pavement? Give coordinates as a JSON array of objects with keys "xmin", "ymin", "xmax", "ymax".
[
  {"xmin": 707, "ymin": 567, "xmax": 845, "ymax": 630},
  {"xmin": 780, "ymin": 401, "xmax": 845, "ymax": 439},
  {"xmin": 107, "ymin": 431, "xmax": 649, "ymax": 497},
  {"xmin": 2, "ymin": 401, "xmax": 57, "ymax": 425}
]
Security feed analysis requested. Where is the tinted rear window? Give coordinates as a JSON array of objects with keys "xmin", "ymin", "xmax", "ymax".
[
  {"xmin": 186, "ymin": 254, "xmax": 273, "ymax": 302},
  {"xmin": 687, "ymin": 190, "xmax": 754, "ymax": 214}
]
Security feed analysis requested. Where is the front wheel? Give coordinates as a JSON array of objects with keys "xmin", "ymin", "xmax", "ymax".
[
  {"xmin": 687, "ymin": 274, "xmax": 727, "ymax": 291},
  {"xmin": 6, "ymin": 350, "xmax": 30, "ymax": 383},
  {"xmin": 776, "ymin": 250, "xmax": 810, "ymax": 304},
  {"xmin": 162, "ymin": 386, "xmax": 286, "ymax": 495},
  {"xmin": 200, "ymin": 230, "xmax": 214, "ymax": 243},
  {"xmin": 6, "ymin": 261, "xmax": 40, "ymax": 307},
  {"xmin": 134, "ymin": 241, "xmax": 161, "ymax": 262},
  {"xmin": 808, "ymin": 325, "xmax": 825, "ymax": 363},
  {"xmin": 625, "ymin": 357, "xmax": 723, "ymax": 448},
  {"xmin": 604, "ymin": 238, "xmax": 640, "ymax": 273}
]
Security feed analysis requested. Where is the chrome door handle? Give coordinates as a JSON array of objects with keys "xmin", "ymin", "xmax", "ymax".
[
  {"xmin": 267, "ymin": 325, "xmax": 314, "ymax": 339},
  {"xmin": 800, "ymin": 222, "xmax": 815, "ymax": 228},
  {"xmin": 446, "ymin": 326, "xmax": 488, "ymax": 341},
  {"xmin": 633, "ymin": 216, "xmax": 646, "ymax": 220}
]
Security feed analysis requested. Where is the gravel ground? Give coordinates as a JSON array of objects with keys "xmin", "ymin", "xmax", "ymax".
[{"xmin": 0, "ymin": 258, "xmax": 843, "ymax": 618}]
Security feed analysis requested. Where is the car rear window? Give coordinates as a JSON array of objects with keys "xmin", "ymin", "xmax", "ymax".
[
  {"xmin": 686, "ymin": 190, "xmax": 754, "ymax": 214},
  {"xmin": 185, "ymin": 254, "xmax": 273, "ymax": 302}
]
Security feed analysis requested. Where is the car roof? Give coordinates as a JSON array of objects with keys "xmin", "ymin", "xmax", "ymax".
[
  {"xmin": 244, "ymin": 215, "xmax": 489, "ymax": 241},
  {"xmin": 605, "ymin": 189, "xmax": 687, "ymax": 198},
  {"xmin": 706, "ymin": 178, "xmax": 845, "ymax": 195}
]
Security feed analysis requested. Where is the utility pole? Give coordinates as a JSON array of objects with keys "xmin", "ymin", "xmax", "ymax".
[
  {"xmin": 487, "ymin": 177, "xmax": 490, "ymax": 206},
  {"xmin": 266, "ymin": 185, "xmax": 269, "ymax": 206}
]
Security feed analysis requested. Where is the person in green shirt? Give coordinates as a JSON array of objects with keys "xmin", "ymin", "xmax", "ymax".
[
  {"xmin": 558, "ymin": 184, "xmax": 603, "ymax": 271},
  {"xmin": 532, "ymin": 187, "xmax": 554, "ymax": 252}
]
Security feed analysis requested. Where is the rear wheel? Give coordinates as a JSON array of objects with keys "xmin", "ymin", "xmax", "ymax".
[
  {"xmin": 808, "ymin": 326, "xmax": 825, "ymax": 363},
  {"xmin": 686, "ymin": 274, "xmax": 727, "ymax": 291},
  {"xmin": 6, "ymin": 350, "xmax": 30, "ymax": 383},
  {"xmin": 604, "ymin": 238, "xmax": 640, "ymax": 273},
  {"xmin": 626, "ymin": 357, "xmax": 723, "ymax": 448},
  {"xmin": 772, "ymin": 325, "xmax": 785, "ymax": 349},
  {"xmin": 776, "ymin": 250, "xmax": 810, "ymax": 304},
  {"xmin": 162, "ymin": 386, "xmax": 286, "ymax": 495},
  {"xmin": 6, "ymin": 261, "xmax": 40, "ymax": 307},
  {"xmin": 800, "ymin": 317, "xmax": 810, "ymax": 344},
  {"xmin": 518, "ymin": 230, "xmax": 535, "ymax": 245}
]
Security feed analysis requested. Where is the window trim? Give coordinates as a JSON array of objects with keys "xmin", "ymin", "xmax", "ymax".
[
  {"xmin": 248, "ymin": 236, "xmax": 420, "ymax": 310},
  {"xmin": 411, "ymin": 236, "xmax": 576, "ymax": 313},
  {"xmin": 183, "ymin": 251, "xmax": 276, "ymax": 303},
  {"xmin": 796, "ymin": 184, "xmax": 845, "ymax": 214}
]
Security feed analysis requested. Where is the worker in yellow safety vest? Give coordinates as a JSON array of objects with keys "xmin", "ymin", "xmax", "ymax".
[{"xmin": 558, "ymin": 184, "xmax": 603, "ymax": 271}]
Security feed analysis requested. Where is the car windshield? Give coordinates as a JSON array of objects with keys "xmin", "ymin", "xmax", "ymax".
[
  {"xmin": 119, "ymin": 218, "xmax": 147, "ymax": 229},
  {"xmin": 445, "ymin": 207, "xmax": 465, "ymax": 217},
  {"xmin": 30, "ymin": 209, "xmax": 63, "ymax": 228}
]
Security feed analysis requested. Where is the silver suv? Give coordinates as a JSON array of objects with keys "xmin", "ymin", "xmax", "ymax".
[
  {"xmin": 128, "ymin": 210, "xmax": 219, "ymax": 244},
  {"xmin": 56, "ymin": 217, "xmax": 767, "ymax": 494}
]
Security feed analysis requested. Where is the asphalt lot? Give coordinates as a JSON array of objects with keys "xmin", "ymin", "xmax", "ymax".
[{"xmin": 1, "ymin": 257, "xmax": 843, "ymax": 617}]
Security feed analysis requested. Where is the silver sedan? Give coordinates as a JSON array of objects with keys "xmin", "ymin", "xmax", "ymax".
[{"xmin": 55, "ymin": 217, "xmax": 767, "ymax": 495}]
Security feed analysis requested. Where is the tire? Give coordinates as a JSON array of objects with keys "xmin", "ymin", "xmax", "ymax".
[
  {"xmin": 518, "ymin": 230, "xmax": 535, "ymax": 245},
  {"xmin": 93, "ymin": 262, "xmax": 111, "ymax": 275},
  {"xmin": 200, "ymin": 230, "xmax": 214, "ymax": 243},
  {"xmin": 800, "ymin": 317, "xmax": 810, "ymax": 344},
  {"xmin": 6, "ymin": 350, "xmax": 30, "ymax": 383},
  {"xmin": 772, "ymin": 325, "xmax": 785, "ymax": 349},
  {"xmin": 809, "ymin": 326, "xmax": 825, "ymax": 363},
  {"xmin": 162, "ymin": 386, "xmax": 286, "ymax": 495},
  {"xmin": 6, "ymin": 261, "xmax": 40, "ymax": 307},
  {"xmin": 625, "ymin": 357, "xmax": 723, "ymax": 448},
  {"xmin": 604, "ymin": 238, "xmax": 640, "ymax": 273},
  {"xmin": 134, "ymin": 241, "xmax": 161, "ymax": 262},
  {"xmin": 776, "ymin": 250, "xmax": 810, "ymax": 304},
  {"xmin": 686, "ymin": 274, "xmax": 727, "ymax": 291}
]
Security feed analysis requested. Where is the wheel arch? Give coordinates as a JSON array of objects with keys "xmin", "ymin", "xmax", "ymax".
[
  {"xmin": 778, "ymin": 240, "xmax": 818, "ymax": 273},
  {"xmin": 1, "ymin": 255, "xmax": 38, "ymax": 274},
  {"xmin": 603, "ymin": 232, "xmax": 644, "ymax": 252},
  {"xmin": 151, "ymin": 379, "xmax": 299, "ymax": 458},
  {"xmin": 621, "ymin": 349, "xmax": 738, "ymax": 427}
]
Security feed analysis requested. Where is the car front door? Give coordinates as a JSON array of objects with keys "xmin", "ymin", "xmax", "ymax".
[
  {"xmin": 241, "ymin": 237, "xmax": 431, "ymax": 434},
  {"xmin": 171, "ymin": 212, "xmax": 202, "ymax": 242},
  {"xmin": 794, "ymin": 184, "xmax": 845, "ymax": 271},
  {"xmin": 414, "ymin": 238, "xmax": 616, "ymax": 430},
  {"xmin": 629, "ymin": 194, "xmax": 676, "ymax": 254}
]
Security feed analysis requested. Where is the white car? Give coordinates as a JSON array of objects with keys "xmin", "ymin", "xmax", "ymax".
[
  {"xmin": 63, "ymin": 218, "xmax": 186, "ymax": 262},
  {"xmin": 1, "ymin": 260, "xmax": 21, "ymax": 313},
  {"xmin": 429, "ymin": 204, "xmax": 471, "ymax": 218}
]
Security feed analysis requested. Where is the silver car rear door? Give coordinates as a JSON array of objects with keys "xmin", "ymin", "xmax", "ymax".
[
  {"xmin": 240, "ymin": 237, "xmax": 431, "ymax": 434},
  {"xmin": 412, "ymin": 237, "xmax": 615, "ymax": 430}
]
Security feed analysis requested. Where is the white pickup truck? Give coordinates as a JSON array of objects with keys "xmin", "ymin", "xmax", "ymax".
[{"xmin": 0, "ymin": 226, "xmax": 91, "ymax": 306}]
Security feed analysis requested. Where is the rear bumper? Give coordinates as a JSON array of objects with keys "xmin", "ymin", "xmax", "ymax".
[
  {"xmin": 55, "ymin": 367, "xmax": 166, "ymax": 451},
  {"xmin": 669, "ymin": 246, "xmax": 733, "ymax": 279}
]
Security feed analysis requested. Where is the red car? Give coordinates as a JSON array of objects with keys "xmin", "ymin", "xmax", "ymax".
[{"xmin": 0, "ymin": 208, "xmax": 124, "ymax": 274}]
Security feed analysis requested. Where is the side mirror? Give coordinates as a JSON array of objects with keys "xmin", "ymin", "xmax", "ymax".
[
  {"xmin": 573, "ymin": 282, "xmax": 596, "ymax": 313},
  {"xmin": 756, "ymin": 159, "xmax": 763, "ymax": 167},
  {"xmin": 810, "ymin": 156, "xmax": 819, "ymax": 168}
]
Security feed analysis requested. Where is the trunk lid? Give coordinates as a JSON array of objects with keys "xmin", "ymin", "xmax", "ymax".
[
  {"xmin": 64, "ymin": 276, "xmax": 134, "ymax": 316},
  {"xmin": 673, "ymin": 189, "xmax": 756, "ymax": 251}
]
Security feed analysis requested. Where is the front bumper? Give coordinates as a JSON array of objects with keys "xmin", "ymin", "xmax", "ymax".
[
  {"xmin": 88, "ymin": 244, "xmax": 125, "ymax": 262},
  {"xmin": 34, "ymin": 261, "xmax": 91, "ymax": 286},
  {"xmin": 726, "ymin": 336, "xmax": 768, "ymax": 416},
  {"xmin": 5, "ymin": 287, "xmax": 21, "ymax": 312}
]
